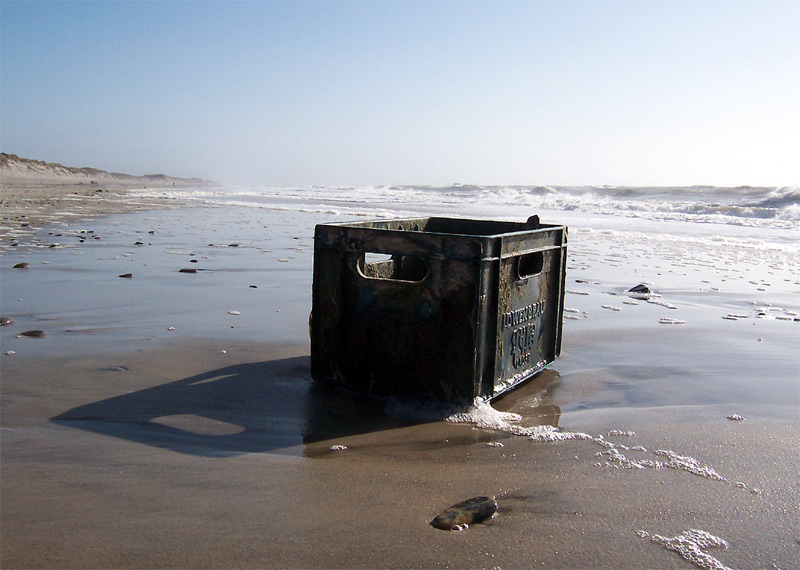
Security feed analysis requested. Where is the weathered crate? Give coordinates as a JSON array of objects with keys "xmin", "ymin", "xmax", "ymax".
[{"xmin": 310, "ymin": 216, "xmax": 567, "ymax": 404}]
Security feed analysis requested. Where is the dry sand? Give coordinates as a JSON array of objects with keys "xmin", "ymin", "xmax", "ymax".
[
  {"xmin": 1, "ymin": 169, "xmax": 798, "ymax": 569},
  {"xmin": 1, "ymin": 153, "xmax": 204, "ymax": 244}
]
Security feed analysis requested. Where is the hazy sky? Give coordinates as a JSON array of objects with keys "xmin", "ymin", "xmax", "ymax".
[{"xmin": 2, "ymin": 1, "xmax": 798, "ymax": 187}]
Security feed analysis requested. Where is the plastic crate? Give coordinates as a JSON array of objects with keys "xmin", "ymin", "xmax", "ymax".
[{"xmin": 310, "ymin": 216, "xmax": 567, "ymax": 404}]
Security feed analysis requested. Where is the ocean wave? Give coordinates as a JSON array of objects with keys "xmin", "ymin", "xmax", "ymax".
[{"xmin": 138, "ymin": 184, "xmax": 800, "ymax": 228}]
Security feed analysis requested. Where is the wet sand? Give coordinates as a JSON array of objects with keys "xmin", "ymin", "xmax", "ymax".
[{"xmin": 1, "ymin": 196, "xmax": 799, "ymax": 569}]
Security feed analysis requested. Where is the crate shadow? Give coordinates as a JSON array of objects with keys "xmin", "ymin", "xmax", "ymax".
[{"xmin": 51, "ymin": 356, "xmax": 449, "ymax": 458}]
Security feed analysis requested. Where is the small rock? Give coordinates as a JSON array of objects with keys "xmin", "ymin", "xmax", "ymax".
[
  {"xmin": 227, "ymin": 310, "xmax": 241, "ymax": 315},
  {"xmin": 13, "ymin": 262, "xmax": 29, "ymax": 269},
  {"xmin": 329, "ymin": 444, "xmax": 348, "ymax": 451},
  {"xmin": 118, "ymin": 273, "xmax": 133, "ymax": 278},
  {"xmin": 627, "ymin": 283, "xmax": 656, "ymax": 300},
  {"xmin": 20, "ymin": 330, "xmax": 46, "ymax": 338},
  {"xmin": 4, "ymin": 351, "xmax": 16, "ymax": 356},
  {"xmin": 0, "ymin": 317, "xmax": 14, "ymax": 326},
  {"xmin": 727, "ymin": 414, "xmax": 746, "ymax": 421},
  {"xmin": 179, "ymin": 268, "xmax": 198, "ymax": 274},
  {"xmin": 430, "ymin": 496, "xmax": 498, "ymax": 531},
  {"xmin": 249, "ymin": 284, "xmax": 258, "ymax": 288}
]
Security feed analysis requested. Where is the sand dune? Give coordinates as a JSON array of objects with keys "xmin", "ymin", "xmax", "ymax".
[{"xmin": 0, "ymin": 152, "xmax": 208, "ymax": 187}]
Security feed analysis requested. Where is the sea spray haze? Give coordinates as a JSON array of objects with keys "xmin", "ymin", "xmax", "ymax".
[{"xmin": 135, "ymin": 184, "xmax": 800, "ymax": 230}]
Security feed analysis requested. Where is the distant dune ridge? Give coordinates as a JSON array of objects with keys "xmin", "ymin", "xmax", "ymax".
[{"xmin": 0, "ymin": 153, "xmax": 208, "ymax": 186}]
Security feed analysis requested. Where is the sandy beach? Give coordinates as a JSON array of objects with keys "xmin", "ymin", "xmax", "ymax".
[{"xmin": 1, "ymin": 174, "xmax": 798, "ymax": 569}]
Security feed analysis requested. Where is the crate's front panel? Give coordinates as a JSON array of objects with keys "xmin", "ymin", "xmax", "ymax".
[
  {"xmin": 312, "ymin": 225, "xmax": 485, "ymax": 403},
  {"xmin": 494, "ymin": 243, "xmax": 565, "ymax": 396}
]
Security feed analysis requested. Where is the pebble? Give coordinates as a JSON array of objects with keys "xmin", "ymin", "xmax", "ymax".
[
  {"xmin": 726, "ymin": 414, "xmax": 746, "ymax": 421},
  {"xmin": 179, "ymin": 268, "xmax": 198, "ymax": 273},
  {"xmin": 4, "ymin": 351, "xmax": 15, "ymax": 356},
  {"xmin": 227, "ymin": 310, "xmax": 241, "ymax": 315},
  {"xmin": 118, "ymin": 273, "xmax": 133, "ymax": 278},
  {"xmin": 329, "ymin": 444, "xmax": 347, "ymax": 451},
  {"xmin": 20, "ymin": 330, "xmax": 46, "ymax": 338},
  {"xmin": 0, "ymin": 317, "xmax": 14, "ymax": 326},
  {"xmin": 13, "ymin": 262, "xmax": 29, "ymax": 269},
  {"xmin": 430, "ymin": 496, "xmax": 498, "ymax": 531}
]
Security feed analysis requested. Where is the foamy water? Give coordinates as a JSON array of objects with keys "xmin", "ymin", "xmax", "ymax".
[
  {"xmin": 444, "ymin": 399, "xmax": 759, "ymax": 493},
  {"xmin": 134, "ymin": 184, "xmax": 800, "ymax": 229}
]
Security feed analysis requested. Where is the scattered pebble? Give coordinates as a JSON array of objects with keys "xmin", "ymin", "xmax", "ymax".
[
  {"xmin": 19, "ymin": 330, "xmax": 46, "ymax": 338},
  {"xmin": 179, "ymin": 268, "xmax": 198, "ymax": 274},
  {"xmin": 4, "ymin": 351, "xmax": 16, "ymax": 356},
  {"xmin": 627, "ymin": 283, "xmax": 654, "ymax": 300},
  {"xmin": 726, "ymin": 414, "xmax": 746, "ymax": 421},
  {"xmin": 328, "ymin": 444, "xmax": 347, "ymax": 451},
  {"xmin": 12, "ymin": 262, "xmax": 29, "ymax": 269},
  {"xmin": 118, "ymin": 273, "xmax": 133, "ymax": 278},
  {"xmin": 249, "ymin": 284, "xmax": 258, "ymax": 288},
  {"xmin": 167, "ymin": 326, "xmax": 176, "ymax": 331},
  {"xmin": 0, "ymin": 317, "xmax": 14, "ymax": 326}
]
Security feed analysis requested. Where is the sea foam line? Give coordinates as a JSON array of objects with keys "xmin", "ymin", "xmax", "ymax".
[{"xmin": 446, "ymin": 400, "xmax": 757, "ymax": 492}]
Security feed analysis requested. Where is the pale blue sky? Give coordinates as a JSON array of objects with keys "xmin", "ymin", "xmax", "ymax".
[{"xmin": 2, "ymin": 0, "xmax": 798, "ymax": 186}]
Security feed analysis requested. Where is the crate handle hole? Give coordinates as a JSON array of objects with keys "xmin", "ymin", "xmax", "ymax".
[
  {"xmin": 359, "ymin": 252, "xmax": 429, "ymax": 282},
  {"xmin": 518, "ymin": 251, "xmax": 544, "ymax": 279}
]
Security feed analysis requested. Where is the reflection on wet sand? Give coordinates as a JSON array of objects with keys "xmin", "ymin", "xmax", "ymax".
[{"xmin": 52, "ymin": 357, "xmax": 563, "ymax": 458}]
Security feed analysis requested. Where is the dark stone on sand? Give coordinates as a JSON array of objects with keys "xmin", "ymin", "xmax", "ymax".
[
  {"xmin": 249, "ymin": 284, "xmax": 258, "ymax": 288},
  {"xmin": 20, "ymin": 330, "xmax": 46, "ymax": 338},
  {"xmin": 229, "ymin": 243, "xmax": 240, "ymax": 247},
  {"xmin": 134, "ymin": 240, "xmax": 144, "ymax": 246},
  {"xmin": 179, "ymin": 268, "xmax": 198, "ymax": 274},
  {"xmin": 119, "ymin": 273, "xmax": 133, "ymax": 278},
  {"xmin": 1, "ymin": 317, "xmax": 14, "ymax": 326},
  {"xmin": 13, "ymin": 262, "xmax": 29, "ymax": 269},
  {"xmin": 628, "ymin": 284, "xmax": 651, "ymax": 294},
  {"xmin": 430, "ymin": 496, "xmax": 498, "ymax": 531},
  {"xmin": 190, "ymin": 259, "xmax": 198, "ymax": 263}
]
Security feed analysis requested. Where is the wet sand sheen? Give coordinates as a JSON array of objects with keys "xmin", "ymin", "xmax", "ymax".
[
  {"xmin": 1, "ymin": 336, "xmax": 798, "ymax": 569},
  {"xmin": 1, "ymin": 193, "xmax": 799, "ymax": 568}
]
